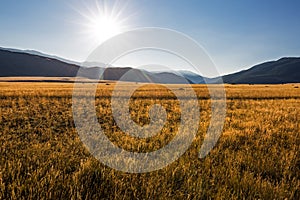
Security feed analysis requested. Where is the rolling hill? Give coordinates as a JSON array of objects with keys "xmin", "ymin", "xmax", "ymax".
[
  {"xmin": 0, "ymin": 47, "xmax": 299, "ymax": 84},
  {"xmin": 0, "ymin": 49, "xmax": 196, "ymax": 83},
  {"xmin": 221, "ymin": 57, "xmax": 300, "ymax": 84},
  {"xmin": 0, "ymin": 49, "xmax": 79, "ymax": 77}
]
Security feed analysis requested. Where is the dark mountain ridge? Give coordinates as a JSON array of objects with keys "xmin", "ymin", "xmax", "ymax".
[
  {"xmin": 0, "ymin": 48, "xmax": 299, "ymax": 84},
  {"xmin": 0, "ymin": 49, "xmax": 79, "ymax": 77},
  {"xmin": 221, "ymin": 57, "xmax": 300, "ymax": 84},
  {"xmin": 0, "ymin": 49, "xmax": 196, "ymax": 83}
]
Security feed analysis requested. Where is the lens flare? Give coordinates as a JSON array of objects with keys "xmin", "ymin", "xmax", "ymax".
[
  {"xmin": 87, "ymin": 15, "xmax": 121, "ymax": 43},
  {"xmin": 73, "ymin": 0, "xmax": 132, "ymax": 44}
]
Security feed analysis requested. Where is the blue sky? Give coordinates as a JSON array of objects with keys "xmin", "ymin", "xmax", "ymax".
[{"xmin": 0, "ymin": 0, "xmax": 300, "ymax": 76}]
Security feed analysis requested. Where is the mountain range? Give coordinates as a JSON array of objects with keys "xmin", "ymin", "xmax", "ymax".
[{"xmin": 0, "ymin": 47, "xmax": 299, "ymax": 84}]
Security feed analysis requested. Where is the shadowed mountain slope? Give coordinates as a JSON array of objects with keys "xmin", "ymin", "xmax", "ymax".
[
  {"xmin": 221, "ymin": 57, "xmax": 300, "ymax": 84},
  {"xmin": 0, "ymin": 48, "xmax": 299, "ymax": 84},
  {"xmin": 0, "ymin": 49, "xmax": 79, "ymax": 77}
]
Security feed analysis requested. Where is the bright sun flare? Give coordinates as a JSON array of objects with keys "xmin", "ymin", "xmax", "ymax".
[
  {"xmin": 76, "ymin": 1, "xmax": 130, "ymax": 44},
  {"xmin": 88, "ymin": 16, "xmax": 122, "ymax": 43}
]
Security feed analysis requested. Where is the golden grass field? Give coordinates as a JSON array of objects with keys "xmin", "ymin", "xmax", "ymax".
[{"xmin": 0, "ymin": 82, "xmax": 299, "ymax": 199}]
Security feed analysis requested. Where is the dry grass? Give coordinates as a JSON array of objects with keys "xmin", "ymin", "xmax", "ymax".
[{"xmin": 0, "ymin": 82, "xmax": 299, "ymax": 199}]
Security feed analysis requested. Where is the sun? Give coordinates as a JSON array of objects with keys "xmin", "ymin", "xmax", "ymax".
[
  {"xmin": 87, "ymin": 15, "xmax": 122, "ymax": 43},
  {"xmin": 74, "ymin": 1, "xmax": 131, "ymax": 44}
]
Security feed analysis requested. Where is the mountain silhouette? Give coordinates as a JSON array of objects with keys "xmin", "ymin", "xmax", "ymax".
[
  {"xmin": 0, "ymin": 48, "xmax": 299, "ymax": 84},
  {"xmin": 221, "ymin": 57, "xmax": 300, "ymax": 84},
  {"xmin": 0, "ymin": 47, "xmax": 81, "ymax": 66},
  {"xmin": 0, "ymin": 49, "xmax": 194, "ymax": 83},
  {"xmin": 0, "ymin": 49, "xmax": 79, "ymax": 77}
]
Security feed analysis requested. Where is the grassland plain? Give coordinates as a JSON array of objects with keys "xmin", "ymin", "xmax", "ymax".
[{"xmin": 0, "ymin": 82, "xmax": 299, "ymax": 199}]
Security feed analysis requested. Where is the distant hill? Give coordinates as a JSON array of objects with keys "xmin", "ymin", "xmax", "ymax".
[
  {"xmin": 101, "ymin": 68, "xmax": 195, "ymax": 84},
  {"xmin": 0, "ymin": 47, "xmax": 81, "ymax": 66},
  {"xmin": 0, "ymin": 47, "xmax": 299, "ymax": 84},
  {"xmin": 0, "ymin": 47, "xmax": 108, "ymax": 67},
  {"xmin": 221, "ymin": 57, "xmax": 300, "ymax": 84},
  {"xmin": 0, "ymin": 49, "xmax": 79, "ymax": 77},
  {"xmin": 0, "ymin": 49, "xmax": 196, "ymax": 83},
  {"xmin": 177, "ymin": 70, "xmax": 206, "ymax": 84}
]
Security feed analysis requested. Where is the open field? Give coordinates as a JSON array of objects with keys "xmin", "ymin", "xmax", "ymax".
[{"xmin": 0, "ymin": 82, "xmax": 299, "ymax": 199}]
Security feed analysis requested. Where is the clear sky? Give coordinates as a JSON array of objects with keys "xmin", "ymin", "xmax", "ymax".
[{"xmin": 1, "ymin": 0, "xmax": 300, "ymax": 76}]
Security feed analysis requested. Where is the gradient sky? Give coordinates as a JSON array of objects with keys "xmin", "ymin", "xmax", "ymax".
[{"xmin": 1, "ymin": 0, "xmax": 300, "ymax": 76}]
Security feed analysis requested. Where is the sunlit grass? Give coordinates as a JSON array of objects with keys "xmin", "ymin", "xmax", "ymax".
[{"xmin": 0, "ymin": 82, "xmax": 299, "ymax": 199}]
